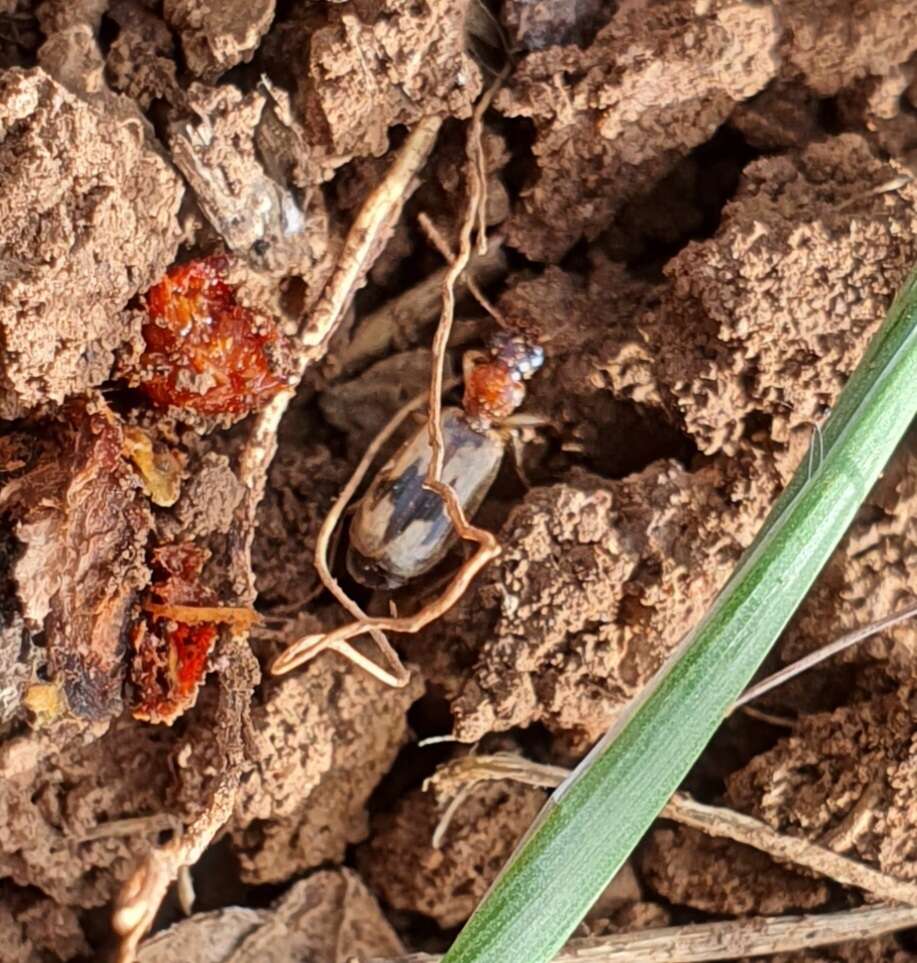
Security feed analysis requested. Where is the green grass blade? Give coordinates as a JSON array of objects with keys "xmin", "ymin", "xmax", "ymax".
[{"xmin": 441, "ymin": 267, "xmax": 917, "ymax": 963}]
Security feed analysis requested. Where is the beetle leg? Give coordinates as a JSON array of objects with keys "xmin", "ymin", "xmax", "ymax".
[{"xmin": 508, "ymin": 429, "xmax": 531, "ymax": 489}]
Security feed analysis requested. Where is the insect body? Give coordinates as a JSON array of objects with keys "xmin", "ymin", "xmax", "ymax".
[{"xmin": 347, "ymin": 334, "xmax": 544, "ymax": 588}]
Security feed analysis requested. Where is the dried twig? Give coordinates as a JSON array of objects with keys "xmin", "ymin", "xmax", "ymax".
[
  {"xmin": 366, "ymin": 904, "xmax": 917, "ymax": 963},
  {"xmin": 426, "ymin": 754, "xmax": 917, "ymax": 908},
  {"xmin": 733, "ymin": 601, "xmax": 917, "ymax": 710},
  {"xmin": 74, "ymin": 813, "xmax": 181, "ymax": 843},
  {"xmin": 113, "ymin": 117, "xmax": 444, "ymax": 963},
  {"xmin": 425, "ymin": 752, "xmax": 568, "ymax": 799},
  {"xmin": 666, "ymin": 794, "xmax": 917, "ymax": 908}
]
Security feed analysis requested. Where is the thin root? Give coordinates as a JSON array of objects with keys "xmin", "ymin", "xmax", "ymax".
[
  {"xmin": 272, "ymin": 380, "xmax": 461, "ymax": 683},
  {"xmin": 311, "ymin": 388, "xmax": 448, "ymax": 687},
  {"xmin": 417, "ymin": 213, "xmax": 503, "ymax": 323},
  {"xmin": 732, "ymin": 600, "xmax": 917, "ymax": 711},
  {"xmin": 426, "ymin": 752, "xmax": 917, "ymax": 907},
  {"xmin": 739, "ymin": 705, "xmax": 796, "ymax": 728},
  {"xmin": 338, "ymin": 235, "xmax": 506, "ymax": 376},
  {"xmin": 176, "ymin": 865, "xmax": 195, "ymax": 917},
  {"xmin": 425, "ymin": 63, "xmax": 509, "ymax": 485},
  {"xmin": 836, "ymin": 171, "xmax": 913, "ymax": 212}
]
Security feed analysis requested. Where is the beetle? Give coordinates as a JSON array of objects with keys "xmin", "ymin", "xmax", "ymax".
[{"xmin": 346, "ymin": 333, "xmax": 545, "ymax": 588}]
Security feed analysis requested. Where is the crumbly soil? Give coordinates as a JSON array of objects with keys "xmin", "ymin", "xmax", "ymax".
[{"xmin": 1, "ymin": 0, "xmax": 917, "ymax": 960}]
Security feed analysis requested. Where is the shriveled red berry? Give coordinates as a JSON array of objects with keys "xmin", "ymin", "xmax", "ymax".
[
  {"xmin": 138, "ymin": 256, "xmax": 289, "ymax": 417},
  {"xmin": 463, "ymin": 360, "xmax": 525, "ymax": 430}
]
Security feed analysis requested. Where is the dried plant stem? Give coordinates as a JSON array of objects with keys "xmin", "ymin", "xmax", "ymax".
[
  {"xmin": 739, "ymin": 705, "xmax": 796, "ymax": 728},
  {"xmin": 300, "ymin": 115, "xmax": 445, "ymax": 361},
  {"xmin": 666, "ymin": 793, "xmax": 917, "ymax": 908},
  {"xmin": 733, "ymin": 601, "xmax": 917, "ymax": 710},
  {"xmin": 369, "ymin": 904, "xmax": 917, "ymax": 963},
  {"xmin": 427, "ymin": 754, "xmax": 917, "ymax": 908},
  {"xmin": 75, "ymin": 813, "xmax": 181, "ymax": 843},
  {"xmin": 114, "ymin": 117, "xmax": 443, "ymax": 963}
]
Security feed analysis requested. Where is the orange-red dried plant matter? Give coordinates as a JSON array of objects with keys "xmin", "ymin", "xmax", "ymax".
[
  {"xmin": 138, "ymin": 256, "xmax": 290, "ymax": 417},
  {"xmin": 129, "ymin": 543, "xmax": 255, "ymax": 725}
]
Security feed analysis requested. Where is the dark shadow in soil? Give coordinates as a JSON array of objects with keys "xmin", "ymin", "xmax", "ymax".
[
  {"xmin": 0, "ymin": 10, "xmax": 40, "ymax": 70},
  {"xmin": 608, "ymin": 124, "xmax": 762, "ymax": 281}
]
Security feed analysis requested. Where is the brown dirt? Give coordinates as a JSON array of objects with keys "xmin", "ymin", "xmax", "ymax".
[
  {"xmin": 229, "ymin": 657, "xmax": 423, "ymax": 884},
  {"xmin": 163, "ymin": 0, "xmax": 275, "ymax": 82},
  {"xmin": 774, "ymin": 436, "xmax": 917, "ymax": 710},
  {"xmin": 727, "ymin": 689, "xmax": 917, "ymax": 885},
  {"xmin": 0, "ymin": 68, "xmax": 182, "ymax": 419},
  {"xmin": 497, "ymin": 0, "xmax": 781, "ymax": 261},
  {"xmin": 436, "ymin": 457, "xmax": 776, "ymax": 746},
  {"xmin": 640, "ymin": 825, "xmax": 830, "ymax": 916},
  {"xmin": 1, "ymin": 0, "xmax": 917, "ymax": 960},
  {"xmin": 0, "ymin": 717, "xmax": 174, "ymax": 907},
  {"xmin": 358, "ymin": 778, "xmax": 546, "ymax": 928},
  {"xmin": 136, "ymin": 869, "xmax": 404, "ymax": 962}
]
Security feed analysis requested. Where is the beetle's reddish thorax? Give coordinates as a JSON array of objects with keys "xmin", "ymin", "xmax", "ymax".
[
  {"xmin": 463, "ymin": 333, "xmax": 545, "ymax": 432},
  {"xmin": 463, "ymin": 360, "xmax": 525, "ymax": 430}
]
